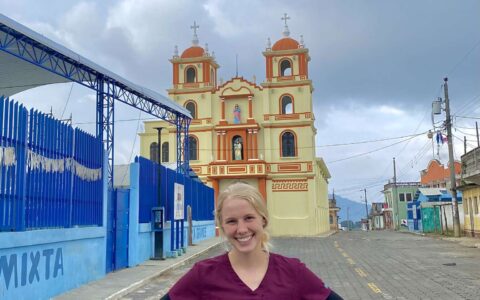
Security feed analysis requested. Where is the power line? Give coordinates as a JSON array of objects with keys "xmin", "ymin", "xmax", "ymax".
[{"xmin": 326, "ymin": 134, "xmax": 422, "ymax": 164}]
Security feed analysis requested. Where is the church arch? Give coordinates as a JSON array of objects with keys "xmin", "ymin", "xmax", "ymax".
[
  {"xmin": 185, "ymin": 100, "xmax": 197, "ymax": 119},
  {"xmin": 232, "ymin": 135, "xmax": 244, "ymax": 161},
  {"xmin": 279, "ymin": 58, "xmax": 293, "ymax": 76},
  {"xmin": 162, "ymin": 142, "xmax": 169, "ymax": 162},
  {"xmin": 185, "ymin": 66, "xmax": 197, "ymax": 83},
  {"xmin": 150, "ymin": 142, "xmax": 159, "ymax": 162},
  {"xmin": 188, "ymin": 135, "xmax": 199, "ymax": 160},
  {"xmin": 280, "ymin": 94, "xmax": 294, "ymax": 114}
]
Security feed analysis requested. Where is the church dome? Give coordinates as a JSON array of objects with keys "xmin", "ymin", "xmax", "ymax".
[
  {"xmin": 181, "ymin": 46, "xmax": 205, "ymax": 58},
  {"xmin": 272, "ymin": 37, "xmax": 299, "ymax": 51}
]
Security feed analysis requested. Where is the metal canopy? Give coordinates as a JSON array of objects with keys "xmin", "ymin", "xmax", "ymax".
[{"xmin": 0, "ymin": 14, "xmax": 191, "ymax": 188}]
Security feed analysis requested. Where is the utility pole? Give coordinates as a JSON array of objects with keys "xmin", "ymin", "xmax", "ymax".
[
  {"xmin": 393, "ymin": 157, "xmax": 399, "ymax": 230},
  {"xmin": 347, "ymin": 207, "xmax": 350, "ymax": 231},
  {"xmin": 443, "ymin": 78, "xmax": 461, "ymax": 237},
  {"xmin": 476, "ymin": 121, "xmax": 479, "ymax": 147},
  {"xmin": 364, "ymin": 188, "xmax": 369, "ymax": 230}
]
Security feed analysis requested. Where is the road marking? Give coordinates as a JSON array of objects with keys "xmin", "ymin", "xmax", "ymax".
[
  {"xmin": 342, "ymin": 252, "xmax": 349, "ymax": 258},
  {"xmin": 368, "ymin": 282, "xmax": 382, "ymax": 293},
  {"xmin": 355, "ymin": 267, "xmax": 367, "ymax": 277},
  {"xmin": 347, "ymin": 258, "xmax": 356, "ymax": 265}
]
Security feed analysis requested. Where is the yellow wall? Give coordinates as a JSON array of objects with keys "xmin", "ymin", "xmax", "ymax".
[{"xmin": 463, "ymin": 187, "xmax": 480, "ymax": 236}]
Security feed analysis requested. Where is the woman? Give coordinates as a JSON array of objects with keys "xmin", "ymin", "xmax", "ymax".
[{"xmin": 166, "ymin": 182, "xmax": 342, "ymax": 299}]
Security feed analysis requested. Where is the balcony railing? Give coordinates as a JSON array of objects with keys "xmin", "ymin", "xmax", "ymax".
[{"xmin": 461, "ymin": 147, "xmax": 480, "ymax": 184}]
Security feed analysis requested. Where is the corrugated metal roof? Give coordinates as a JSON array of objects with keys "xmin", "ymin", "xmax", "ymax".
[{"xmin": 0, "ymin": 13, "xmax": 190, "ymax": 117}]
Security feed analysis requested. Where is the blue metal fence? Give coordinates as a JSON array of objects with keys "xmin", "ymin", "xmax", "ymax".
[
  {"xmin": 0, "ymin": 96, "xmax": 103, "ymax": 231},
  {"xmin": 135, "ymin": 156, "xmax": 214, "ymax": 223}
]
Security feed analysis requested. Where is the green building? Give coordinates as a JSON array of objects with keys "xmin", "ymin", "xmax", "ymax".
[{"xmin": 383, "ymin": 182, "xmax": 421, "ymax": 230}]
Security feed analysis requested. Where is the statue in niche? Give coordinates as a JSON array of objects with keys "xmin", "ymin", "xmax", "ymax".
[
  {"xmin": 233, "ymin": 104, "xmax": 241, "ymax": 124},
  {"xmin": 233, "ymin": 138, "xmax": 243, "ymax": 160}
]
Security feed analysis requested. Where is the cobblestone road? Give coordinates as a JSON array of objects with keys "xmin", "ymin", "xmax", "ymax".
[{"xmin": 123, "ymin": 231, "xmax": 480, "ymax": 300}]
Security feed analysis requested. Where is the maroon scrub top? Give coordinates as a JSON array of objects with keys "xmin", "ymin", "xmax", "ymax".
[{"xmin": 169, "ymin": 252, "xmax": 332, "ymax": 300}]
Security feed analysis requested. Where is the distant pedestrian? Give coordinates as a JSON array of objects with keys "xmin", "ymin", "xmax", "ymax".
[{"xmin": 164, "ymin": 182, "xmax": 343, "ymax": 300}]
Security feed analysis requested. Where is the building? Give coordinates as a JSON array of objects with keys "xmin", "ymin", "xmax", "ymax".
[
  {"xmin": 369, "ymin": 202, "xmax": 387, "ymax": 230},
  {"xmin": 383, "ymin": 182, "xmax": 421, "ymax": 229},
  {"xmin": 420, "ymin": 159, "xmax": 461, "ymax": 188},
  {"xmin": 329, "ymin": 193, "xmax": 341, "ymax": 231},
  {"xmin": 459, "ymin": 147, "xmax": 480, "ymax": 237},
  {"xmin": 139, "ymin": 20, "xmax": 331, "ymax": 236}
]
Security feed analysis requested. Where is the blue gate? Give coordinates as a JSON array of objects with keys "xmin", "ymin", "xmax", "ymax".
[{"xmin": 106, "ymin": 189, "xmax": 130, "ymax": 272}]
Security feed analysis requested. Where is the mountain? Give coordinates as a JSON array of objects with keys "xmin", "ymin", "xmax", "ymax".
[{"xmin": 333, "ymin": 194, "xmax": 372, "ymax": 223}]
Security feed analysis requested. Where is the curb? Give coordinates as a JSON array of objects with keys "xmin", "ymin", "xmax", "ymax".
[{"xmin": 105, "ymin": 241, "xmax": 223, "ymax": 299}]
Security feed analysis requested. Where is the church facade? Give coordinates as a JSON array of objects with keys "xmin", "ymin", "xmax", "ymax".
[{"xmin": 139, "ymin": 20, "xmax": 331, "ymax": 236}]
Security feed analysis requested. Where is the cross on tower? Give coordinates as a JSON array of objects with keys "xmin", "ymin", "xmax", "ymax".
[
  {"xmin": 191, "ymin": 21, "xmax": 199, "ymax": 45},
  {"xmin": 281, "ymin": 13, "xmax": 290, "ymax": 26},
  {"xmin": 281, "ymin": 13, "xmax": 290, "ymax": 37}
]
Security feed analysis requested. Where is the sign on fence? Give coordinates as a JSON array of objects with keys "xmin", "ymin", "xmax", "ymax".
[{"xmin": 174, "ymin": 183, "xmax": 184, "ymax": 220}]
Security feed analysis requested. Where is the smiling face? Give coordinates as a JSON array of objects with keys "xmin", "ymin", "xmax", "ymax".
[{"xmin": 221, "ymin": 197, "xmax": 265, "ymax": 255}]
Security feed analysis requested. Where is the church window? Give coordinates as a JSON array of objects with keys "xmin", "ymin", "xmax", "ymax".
[
  {"xmin": 185, "ymin": 101, "xmax": 197, "ymax": 119},
  {"xmin": 186, "ymin": 67, "xmax": 196, "ymax": 83},
  {"xmin": 281, "ymin": 131, "xmax": 296, "ymax": 157},
  {"xmin": 150, "ymin": 142, "xmax": 159, "ymax": 163},
  {"xmin": 281, "ymin": 95, "xmax": 293, "ymax": 114},
  {"xmin": 232, "ymin": 136, "xmax": 244, "ymax": 161},
  {"xmin": 188, "ymin": 135, "xmax": 198, "ymax": 160},
  {"xmin": 162, "ymin": 142, "xmax": 169, "ymax": 162},
  {"xmin": 280, "ymin": 59, "xmax": 292, "ymax": 76}
]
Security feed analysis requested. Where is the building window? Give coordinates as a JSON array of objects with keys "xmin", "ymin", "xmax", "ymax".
[
  {"xmin": 281, "ymin": 95, "xmax": 293, "ymax": 114},
  {"xmin": 280, "ymin": 59, "xmax": 292, "ymax": 76},
  {"xmin": 281, "ymin": 131, "xmax": 296, "ymax": 157},
  {"xmin": 232, "ymin": 136, "xmax": 243, "ymax": 161},
  {"xmin": 399, "ymin": 194, "xmax": 405, "ymax": 202},
  {"xmin": 406, "ymin": 193, "xmax": 412, "ymax": 202},
  {"xmin": 185, "ymin": 101, "xmax": 197, "ymax": 119},
  {"xmin": 150, "ymin": 142, "xmax": 159, "ymax": 163},
  {"xmin": 162, "ymin": 142, "xmax": 169, "ymax": 162},
  {"xmin": 186, "ymin": 67, "xmax": 196, "ymax": 83},
  {"xmin": 188, "ymin": 136, "xmax": 198, "ymax": 160}
]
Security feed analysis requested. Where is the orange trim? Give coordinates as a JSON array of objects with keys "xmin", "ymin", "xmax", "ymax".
[
  {"xmin": 216, "ymin": 133, "xmax": 221, "ymax": 160},
  {"xmin": 253, "ymin": 131, "xmax": 258, "ymax": 159},
  {"xmin": 203, "ymin": 61, "xmax": 210, "ymax": 83},
  {"xmin": 259, "ymin": 177, "xmax": 267, "ymax": 203},
  {"xmin": 264, "ymin": 124, "xmax": 309, "ymax": 129},
  {"xmin": 184, "ymin": 65, "xmax": 198, "ymax": 84},
  {"xmin": 279, "ymin": 130, "xmax": 298, "ymax": 158},
  {"xmin": 261, "ymin": 82, "xmax": 311, "ymax": 89},
  {"xmin": 216, "ymin": 76, "xmax": 263, "ymax": 91},
  {"xmin": 299, "ymin": 53, "xmax": 305, "ymax": 76},
  {"xmin": 278, "ymin": 163, "xmax": 301, "ymax": 172},
  {"xmin": 279, "ymin": 93, "xmax": 295, "ymax": 114},
  {"xmin": 266, "ymin": 57, "xmax": 273, "ymax": 80},
  {"xmin": 227, "ymin": 166, "xmax": 247, "ymax": 173},
  {"xmin": 222, "ymin": 133, "xmax": 227, "ymax": 160},
  {"xmin": 173, "ymin": 62, "xmax": 179, "ymax": 85},
  {"xmin": 168, "ymin": 88, "xmax": 215, "ymax": 95}
]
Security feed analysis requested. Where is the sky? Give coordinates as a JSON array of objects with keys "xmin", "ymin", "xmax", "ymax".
[{"xmin": 2, "ymin": 0, "xmax": 480, "ymax": 204}]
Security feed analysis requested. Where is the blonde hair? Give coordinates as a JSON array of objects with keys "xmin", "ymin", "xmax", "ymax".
[{"xmin": 216, "ymin": 182, "xmax": 271, "ymax": 251}]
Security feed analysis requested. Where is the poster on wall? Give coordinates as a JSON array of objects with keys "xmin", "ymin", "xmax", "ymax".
[{"xmin": 174, "ymin": 183, "xmax": 185, "ymax": 220}]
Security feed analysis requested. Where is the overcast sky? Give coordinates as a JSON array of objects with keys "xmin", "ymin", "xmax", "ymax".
[{"xmin": 2, "ymin": 0, "xmax": 480, "ymax": 203}]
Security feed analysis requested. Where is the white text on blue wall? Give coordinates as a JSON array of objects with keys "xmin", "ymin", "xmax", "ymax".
[{"xmin": 0, "ymin": 247, "xmax": 64, "ymax": 289}]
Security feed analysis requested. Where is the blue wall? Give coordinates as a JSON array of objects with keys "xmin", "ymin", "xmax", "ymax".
[{"xmin": 0, "ymin": 228, "xmax": 106, "ymax": 300}]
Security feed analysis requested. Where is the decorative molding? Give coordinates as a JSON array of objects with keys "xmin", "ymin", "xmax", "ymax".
[{"xmin": 272, "ymin": 179, "xmax": 308, "ymax": 192}]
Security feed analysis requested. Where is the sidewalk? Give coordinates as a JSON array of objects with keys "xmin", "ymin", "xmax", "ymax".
[
  {"xmin": 398, "ymin": 230, "xmax": 480, "ymax": 249},
  {"xmin": 55, "ymin": 237, "xmax": 223, "ymax": 300}
]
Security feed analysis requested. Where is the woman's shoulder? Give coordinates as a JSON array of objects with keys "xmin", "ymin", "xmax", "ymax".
[
  {"xmin": 269, "ymin": 252, "xmax": 304, "ymax": 271},
  {"xmin": 269, "ymin": 252, "xmax": 302, "ymax": 264},
  {"xmin": 193, "ymin": 252, "xmax": 229, "ymax": 270}
]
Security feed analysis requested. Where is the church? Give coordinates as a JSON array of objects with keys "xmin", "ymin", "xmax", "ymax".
[{"xmin": 139, "ymin": 17, "xmax": 331, "ymax": 236}]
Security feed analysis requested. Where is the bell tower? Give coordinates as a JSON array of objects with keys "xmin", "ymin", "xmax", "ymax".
[
  {"xmin": 264, "ymin": 13, "xmax": 310, "ymax": 84},
  {"xmin": 169, "ymin": 21, "xmax": 219, "ymax": 94}
]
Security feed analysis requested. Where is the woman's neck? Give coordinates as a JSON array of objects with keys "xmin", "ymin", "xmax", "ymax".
[{"xmin": 228, "ymin": 248, "xmax": 268, "ymax": 268}]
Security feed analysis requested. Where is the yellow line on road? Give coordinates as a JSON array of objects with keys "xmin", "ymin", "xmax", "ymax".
[
  {"xmin": 368, "ymin": 282, "xmax": 382, "ymax": 293},
  {"xmin": 347, "ymin": 258, "xmax": 355, "ymax": 265},
  {"xmin": 342, "ymin": 252, "xmax": 349, "ymax": 258},
  {"xmin": 355, "ymin": 267, "xmax": 367, "ymax": 277}
]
